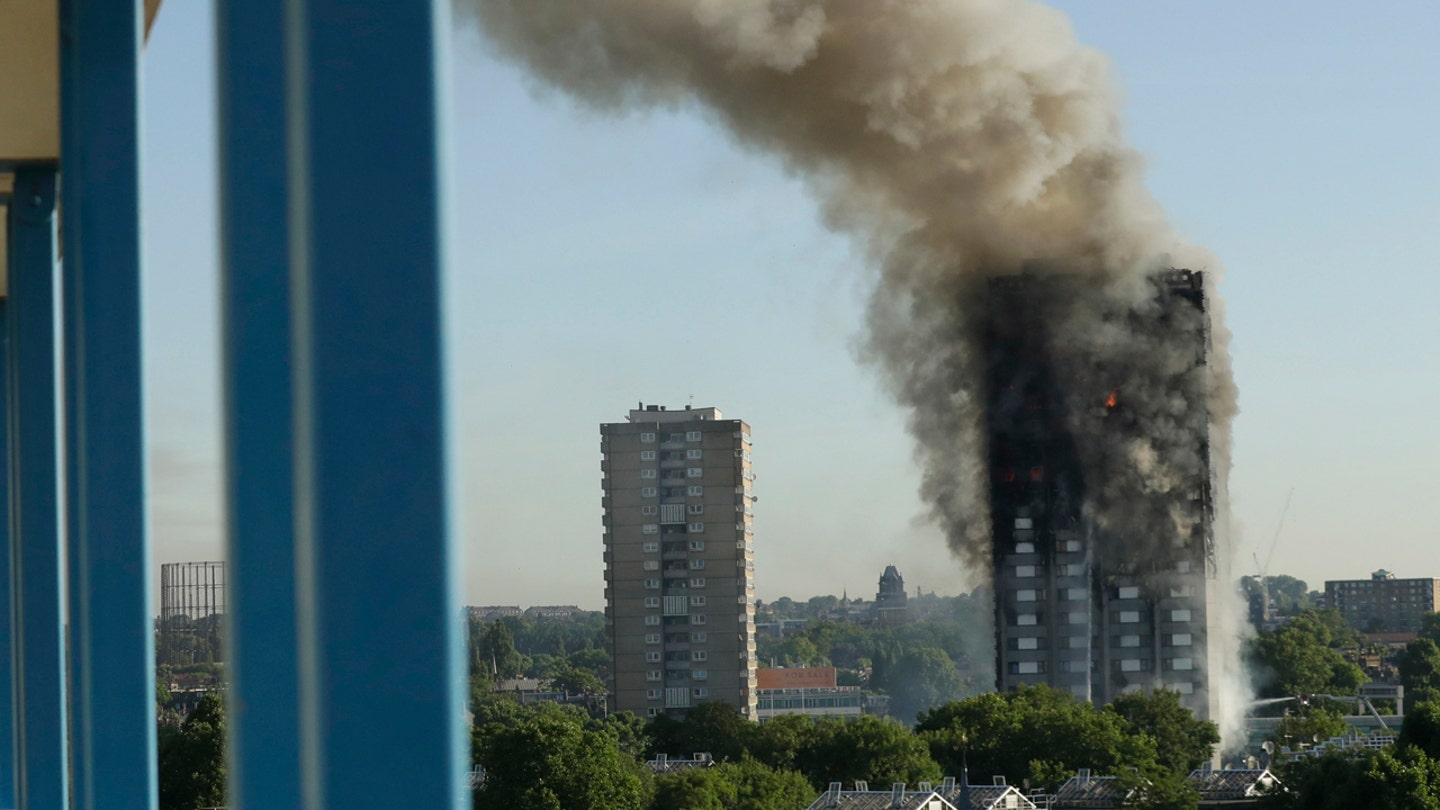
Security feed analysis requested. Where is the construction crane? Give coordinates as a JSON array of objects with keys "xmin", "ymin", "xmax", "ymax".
[{"xmin": 1251, "ymin": 488, "xmax": 1294, "ymax": 624}]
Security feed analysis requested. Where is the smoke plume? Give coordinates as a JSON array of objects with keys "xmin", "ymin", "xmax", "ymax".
[{"xmin": 462, "ymin": 0, "xmax": 1243, "ymax": 737}]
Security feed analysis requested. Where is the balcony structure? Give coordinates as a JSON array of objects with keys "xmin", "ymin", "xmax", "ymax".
[{"xmin": 0, "ymin": 2, "xmax": 465, "ymax": 809}]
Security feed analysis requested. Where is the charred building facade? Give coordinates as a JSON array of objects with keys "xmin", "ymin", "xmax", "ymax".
[{"xmin": 987, "ymin": 269, "xmax": 1220, "ymax": 720}]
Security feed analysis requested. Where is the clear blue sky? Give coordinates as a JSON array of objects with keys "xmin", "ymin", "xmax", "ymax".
[{"xmin": 139, "ymin": 2, "xmax": 1439, "ymax": 609}]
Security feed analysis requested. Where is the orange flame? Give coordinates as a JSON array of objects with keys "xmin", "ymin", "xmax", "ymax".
[{"xmin": 1105, "ymin": 388, "xmax": 1119, "ymax": 409}]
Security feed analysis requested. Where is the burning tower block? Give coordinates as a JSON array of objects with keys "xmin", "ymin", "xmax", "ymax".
[{"xmin": 986, "ymin": 268, "xmax": 1220, "ymax": 721}]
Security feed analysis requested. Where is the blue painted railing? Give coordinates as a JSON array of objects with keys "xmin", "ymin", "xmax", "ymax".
[{"xmin": 1, "ymin": 1, "xmax": 464, "ymax": 808}]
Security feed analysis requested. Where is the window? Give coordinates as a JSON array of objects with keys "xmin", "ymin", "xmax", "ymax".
[
  {"xmin": 1017, "ymin": 613, "xmax": 1037, "ymax": 626},
  {"xmin": 646, "ymin": 670, "xmax": 662, "ymax": 681},
  {"xmin": 647, "ymin": 689, "xmax": 661, "ymax": 699},
  {"xmin": 1169, "ymin": 585, "xmax": 1196, "ymax": 598},
  {"xmin": 643, "ymin": 560, "xmax": 659, "ymax": 571},
  {"xmin": 1015, "ymin": 542, "xmax": 1035, "ymax": 554},
  {"xmin": 1119, "ymin": 634, "xmax": 1140, "ymax": 648},
  {"xmin": 688, "ymin": 539, "xmax": 705, "ymax": 552},
  {"xmin": 1172, "ymin": 682, "xmax": 1195, "ymax": 694},
  {"xmin": 691, "ymin": 614, "xmax": 707, "ymax": 625},
  {"xmin": 1015, "ymin": 518, "xmax": 1034, "ymax": 529},
  {"xmin": 1171, "ymin": 633, "xmax": 1193, "ymax": 647},
  {"xmin": 1066, "ymin": 589, "xmax": 1088, "ymax": 601},
  {"xmin": 1016, "ymin": 590, "xmax": 1038, "ymax": 602},
  {"xmin": 1117, "ymin": 586, "xmax": 1140, "ymax": 600},
  {"xmin": 1017, "ymin": 637, "xmax": 1038, "ymax": 650},
  {"xmin": 641, "ymin": 433, "xmax": 655, "ymax": 443},
  {"xmin": 1171, "ymin": 609, "xmax": 1192, "ymax": 622},
  {"xmin": 687, "ymin": 485, "xmax": 703, "ymax": 496},
  {"xmin": 690, "ymin": 577, "xmax": 706, "ymax": 588},
  {"xmin": 1066, "ymin": 611, "xmax": 1087, "ymax": 625},
  {"xmin": 683, "ymin": 468, "xmax": 701, "ymax": 479},
  {"xmin": 642, "ymin": 524, "xmax": 658, "ymax": 535},
  {"xmin": 687, "ymin": 521, "xmax": 704, "ymax": 533},
  {"xmin": 641, "ymin": 487, "xmax": 657, "ymax": 498},
  {"xmin": 692, "ymin": 669, "xmax": 708, "ymax": 680},
  {"xmin": 640, "ymin": 450, "xmax": 657, "ymax": 460},
  {"xmin": 687, "ymin": 504, "xmax": 704, "ymax": 515},
  {"xmin": 1118, "ymin": 611, "xmax": 1141, "ymax": 623},
  {"xmin": 690, "ymin": 559, "xmax": 706, "ymax": 570},
  {"xmin": 692, "ymin": 688, "xmax": 709, "ymax": 699},
  {"xmin": 1015, "ymin": 565, "xmax": 1037, "ymax": 578},
  {"xmin": 645, "ymin": 634, "xmax": 660, "ymax": 644},
  {"xmin": 1175, "ymin": 560, "xmax": 1192, "ymax": 573},
  {"xmin": 1170, "ymin": 657, "xmax": 1194, "ymax": 671},
  {"xmin": 686, "ymin": 430, "xmax": 702, "ymax": 441},
  {"xmin": 692, "ymin": 632, "xmax": 707, "ymax": 643},
  {"xmin": 647, "ymin": 707, "xmax": 660, "ymax": 717},
  {"xmin": 686, "ymin": 449, "xmax": 702, "ymax": 460},
  {"xmin": 1068, "ymin": 636, "xmax": 1089, "ymax": 649},
  {"xmin": 692, "ymin": 651, "xmax": 708, "ymax": 662},
  {"xmin": 1008, "ymin": 661, "xmax": 1044, "ymax": 675},
  {"xmin": 1120, "ymin": 659, "xmax": 1143, "ymax": 672},
  {"xmin": 640, "ymin": 469, "xmax": 657, "ymax": 479},
  {"xmin": 643, "ymin": 579, "xmax": 660, "ymax": 589},
  {"xmin": 1064, "ymin": 539, "xmax": 1082, "ymax": 552},
  {"xmin": 660, "ymin": 504, "xmax": 685, "ymax": 524},
  {"xmin": 645, "ymin": 652, "xmax": 661, "ymax": 663},
  {"xmin": 642, "ymin": 541, "xmax": 659, "ymax": 553},
  {"xmin": 641, "ymin": 505, "xmax": 657, "ymax": 516},
  {"xmin": 690, "ymin": 596, "xmax": 706, "ymax": 607},
  {"xmin": 644, "ymin": 597, "xmax": 660, "ymax": 608},
  {"xmin": 1064, "ymin": 564, "xmax": 1084, "ymax": 576},
  {"xmin": 644, "ymin": 615, "xmax": 661, "ymax": 626},
  {"xmin": 666, "ymin": 433, "xmax": 684, "ymax": 443}
]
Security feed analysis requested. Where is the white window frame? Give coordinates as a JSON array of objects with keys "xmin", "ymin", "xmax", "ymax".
[
  {"xmin": 686, "ymin": 467, "xmax": 703, "ymax": 478},
  {"xmin": 640, "ymin": 468, "xmax": 657, "ymax": 479},
  {"xmin": 692, "ymin": 650, "xmax": 708, "ymax": 662},
  {"xmin": 645, "ymin": 651, "xmax": 661, "ymax": 663},
  {"xmin": 641, "ymin": 486, "xmax": 657, "ymax": 498},
  {"xmin": 643, "ymin": 560, "xmax": 659, "ymax": 571},
  {"xmin": 691, "ymin": 687, "xmax": 709, "ymax": 699},
  {"xmin": 644, "ymin": 615, "xmax": 661, "ymax": 626},
  {"xmin": 646, "ymin": 670, "xmax": 662, "ymax": 681},
  {"xmin": 642, "ymin": 524, "xmax": 658, "ymax": 535},
  {"xmin": 645, "ymin": 634, "xmax": 660, "ymax": 645},
  {"xmin": 690, "ymin": 614, "xmax": 707, "ymax": 625},
  {"xmin": 688, "ymin": 539, "xmax": 705, "ymax": 551},
  {"xmin": 686, "ymin": 448, "xmax": 702, "ymax": 460},
  {"xmin": 690, "ymin": 559, "xmax": 706, "ymax": 570},
  {"xmin": 688, "ymin": 522, "xmax": 705, "ymax": 533},
  {"xmin": 642, "ymin": 541, "xmax": 659, "ymax": 553},
  {"xmin": 643, "ymin": 579, "xmax": 660, "ymax": 589},
  {"xmin": 641, "ymin": 433, "xmax": 656, "ymax": 443},
  {"xmin": 640, "ymin": 450, "xmax": 657, "ymax": 460},
  {"xmin": 687, "ymin": 486, "xmax": 703, "ymax": 496},
  {"xmin": 685, "ymin": 430, "xmax": 702, "ymax": 441},
  {"xmin": 692, "ymin": 669, "xmax": 708, "ymax": 680},
  {"xmin": 690, "ymin": 577, "xmax": 706, "ymax": 588},
  {"xmin": 692, "ymin": 632, "xmax": 707, "ymax": 643},
  {"xmin": 690, "ymin": 596, "xmax": 706, "ymax": 607},
  {"xmin": 687, "ymin": 504, "xmax": 704, "ymax": 515},
  {"xmin": 641, "ymin": 505, "xmax": 657, "ymax": 516},
  {"xmin": 643, "ymin": 597, "xmax": 660, "ymax": 608}
]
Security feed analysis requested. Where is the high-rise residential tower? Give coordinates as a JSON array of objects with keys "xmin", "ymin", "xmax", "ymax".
[
  {"xmin": 987, "ymin": 269, "xmax": 1220, "ymax": 720},
  {"xmin": 602, "ymin": 404, "xmax": 758, "ymax": 719}
]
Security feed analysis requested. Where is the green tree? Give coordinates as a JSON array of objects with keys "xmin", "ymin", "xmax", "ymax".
[
  {"xmin": 474, "ymin": 705, "xmax": 651, "ymax": 810},
  {"xmin": 1105, "ymin": 689, "xmax": 1219, "ymax": 776},
  {"xmin": 157, "ymin": 694, "xmax": 226, "ymax": 810},
  {"xmin": 793, "ymin": 715, "xmax": 941, "ymax": 790},
  {"xmin": 1266, "ymin": 747, "xmax": 1440, "ymax": 810},
  {"xmin": 480, "ymin": 620, "xmax": 529, "ymax": 679},
  {"xmin": 551, "ymin": 664, "xmax": 606, "ymax": 695},
  {"xmin": 1401, "ymin": 639, "xmax": 1440, "ymax": 712},
  {"xmin": 872, "ymin": 646, "xmax": 969, "ymax": 723},
  {"xmin": 916, "ymin": 685, "xmax": 1160, "ymax": 793},
  {"xmin": 647, "ymin": 701, "xmax": 755, "ymax": 763},
  {"xmin": 1249, "ymin": 612, "xmax": 1367, "ymax": 698},
  {"xmin": 651, "ymin": 760, "xmax": 815, "ymax": 810},
  {"xmin": 1400, "ymin": 700, "xmax": 1440, "ymax": 760}
]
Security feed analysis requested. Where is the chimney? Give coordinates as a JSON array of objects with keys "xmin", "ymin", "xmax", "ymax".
[
  {"xmin": 827, "ymin": 782, "xmax": 842, "ymax": 808},
  {"xmin": 890, "ymin": 783, "xmax": 905, "ymax": 807},
  {"xmin": 941, "ymin": 777, "xmax": 956, "ymax": 790},
  {"xmin": 1079, "ymin": 768, "xmax": 1091, "ymax": 783},
  {"xmin": 855, "ymin": 781, "xmax": 869, "ymax": 792},
  {"xmin": 993, "ymin": 776, "xmax": 1006, "ymax": 786}
]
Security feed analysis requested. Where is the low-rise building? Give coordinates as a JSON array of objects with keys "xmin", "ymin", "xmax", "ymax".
[
  {"xmin": 805, "ymin": 777, "xmax": 1038, "ymax": 810},
  {"xmin": 1185, "ymin": 766, "xmax": 1280, "ymax": 808},
  {"xmin": 645, "ymin": 752, "xmax": 714, "ymax": 775},
  {"xmin": 755, "ymin": 667, "xmax": 863, "ymax": 720},
  {"xmin": 1325, "ymin": 570, "xmax": 1440, "ymax": 633}
]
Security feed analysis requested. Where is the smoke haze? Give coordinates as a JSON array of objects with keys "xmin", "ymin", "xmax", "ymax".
[{"xmin": 461, "ymin": 0, "xmax": 1243, "ymax": 740}]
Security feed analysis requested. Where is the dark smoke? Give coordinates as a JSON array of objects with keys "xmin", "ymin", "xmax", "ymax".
[{"xmin": 461, "ymin": 0, "xmax": 1243, "ymax": 734}]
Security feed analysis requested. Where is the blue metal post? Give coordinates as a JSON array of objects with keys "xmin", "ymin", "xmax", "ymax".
[
  {"xmin": 0, "ymin": 298, "xmax": 13, "ymax": 810},
  {"xmin": 215, "ymin": 2, "xmax": 301, "ymax": 808},
  {"xmin": 59, "ymin": 1, "xmax": 155, "ymax": 808},
  {"xmin": 6, "ymin": 167, "xmax": 67, "ymax": 810},
  {"xmin": 286, "ymin": 1, "xmax": 464, "ymax": 808}
]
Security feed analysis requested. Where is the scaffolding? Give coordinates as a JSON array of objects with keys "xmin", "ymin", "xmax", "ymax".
[{"xmin": 157, "ymin": 561, "xmax": 227, "ymax": 667}]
